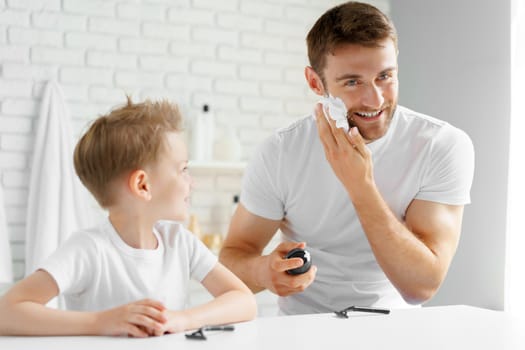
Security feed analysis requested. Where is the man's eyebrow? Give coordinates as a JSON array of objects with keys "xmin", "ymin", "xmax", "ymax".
[
  {"xmin": 378, "ymin": 67, "xmax": 397, "ymax": 74},
  {"xmin": 335, "ymin": 67, "xmax": 397, "ymax": 82},
  {"xmin": 335, "ymin": 73, "xmax": 361, "ymax": 82}
]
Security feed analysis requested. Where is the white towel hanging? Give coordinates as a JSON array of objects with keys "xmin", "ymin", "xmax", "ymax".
[
  {"xmin": 25, "ymin": 80, "xmax": 93, "ymax": 277},
  {"xmin": 0, "ymin": 182, "xmax": 13, "ymax": 283}
]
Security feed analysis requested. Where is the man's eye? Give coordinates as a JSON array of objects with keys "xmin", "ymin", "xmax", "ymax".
[
  {"xmin": 345, "ymin": 79, "xmax": 358, "ymax": 86},
  {"xmin": 378, "ymin": 73, "xmax": 391, "ymax": 80}
]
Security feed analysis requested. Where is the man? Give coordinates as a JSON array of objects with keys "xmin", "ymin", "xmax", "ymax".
[{"xmin": 219, "ymin": 1, "xmax": 474, "ymax": 315}]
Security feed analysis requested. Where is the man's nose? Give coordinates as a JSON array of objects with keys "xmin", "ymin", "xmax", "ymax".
[{"xmin": 361, "ymin": 83, "xmax": 384, "ymax": 109}]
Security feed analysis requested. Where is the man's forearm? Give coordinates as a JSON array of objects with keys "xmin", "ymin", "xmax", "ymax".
[
  {"xmin": 219, "ymin": 247, "xmax": 266, "ymax": 293},
  {"xmin": 349, "ymin": 182, "xmax": 446, "ymax": 303}
]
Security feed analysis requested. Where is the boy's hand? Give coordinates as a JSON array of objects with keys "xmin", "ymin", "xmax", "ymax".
[
  {"xmin": 95, "ymin": 299, "xmax": 167, "ymax": 337},
  {"xmin": 162, "ymin": 310, "xmax": 190, "ymax": 334}
]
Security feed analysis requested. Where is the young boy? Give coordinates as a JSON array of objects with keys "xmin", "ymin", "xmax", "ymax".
[{"xmin": 0, "ymin": 97, "xmax": 257, "ymax": 337}]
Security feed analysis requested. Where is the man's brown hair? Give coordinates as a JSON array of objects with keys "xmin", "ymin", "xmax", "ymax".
[
  {"xmin": 73, "ymin": 96, "xmax": 184, "ymax": 207},
  {"xmin": 306, "ymin": 1, "xmax": 397, "ymax": 80}
]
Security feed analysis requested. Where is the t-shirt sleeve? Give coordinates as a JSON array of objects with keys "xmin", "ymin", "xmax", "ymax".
[
  {"xmin": 186, "ymin": 230, "xmax": 218, "ymax": 282},
  {"xmin": 415, "ymin": 124, "xmax": 475, "ymax": 205},
  {"xmin": 38, "ymin": 232, "xmax": 95, "ymax": 296},
  {"xmin": 240, "ymin": 134, "xmax": 285, "ymax": 220}
]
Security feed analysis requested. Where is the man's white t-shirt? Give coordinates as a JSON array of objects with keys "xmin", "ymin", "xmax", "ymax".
[
  {"xmin": 40, "ymin": 218, "xmax": 217, "ymax": 311},
  {"xmin": 241, "ymin": 105, "xmax": 475, "ymax": 315}
]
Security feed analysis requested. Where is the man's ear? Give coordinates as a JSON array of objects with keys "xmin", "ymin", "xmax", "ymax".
[
  {"xmin": 305, "ymin": 66, "xmax": 325, "ymax": 96},
  {"xmin": 128, "ymin": 169, "xmax": 152, "ymax": 201}
]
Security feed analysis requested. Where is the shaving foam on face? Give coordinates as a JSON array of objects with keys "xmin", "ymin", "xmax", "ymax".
[{"xmin": 316, "ymin": 94, "xmax": 349, "ymax": 132}]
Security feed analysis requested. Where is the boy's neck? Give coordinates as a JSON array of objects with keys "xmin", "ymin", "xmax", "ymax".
[{"xmin": 108, "ymin": 211, "xmax": 158, "ymax": 250}]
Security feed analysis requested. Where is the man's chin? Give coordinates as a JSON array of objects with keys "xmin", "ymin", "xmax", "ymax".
[{"xmin": 348, "ymin": 106, "xmax": 396, "ymax": 142}]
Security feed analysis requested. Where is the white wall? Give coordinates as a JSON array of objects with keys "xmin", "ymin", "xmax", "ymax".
[
  {"xmin": 391, "ymin": 1, "xmax": 511, "ymax": 309},
  {"xmin": 0, "ymin": 0, "xmax": 389, "ymax": 281}
]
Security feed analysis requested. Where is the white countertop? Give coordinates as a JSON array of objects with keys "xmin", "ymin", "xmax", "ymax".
[{"xmin": 1, "ymin": 305, "xmax": 524, "ymax": 349}]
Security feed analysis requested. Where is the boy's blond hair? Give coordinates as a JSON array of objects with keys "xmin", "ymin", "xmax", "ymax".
[{"xmin": 74, "ymin": 96, "xmax": 184, "ymax": 207}]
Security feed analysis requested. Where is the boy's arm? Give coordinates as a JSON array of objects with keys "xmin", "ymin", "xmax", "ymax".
[
  {"xmin": 0, "ymin": 270, "xmax": 166, "ymax": 337},
  {"xmin": 163, "ymin": 263, "xmax": 257, "ymax": 333}
]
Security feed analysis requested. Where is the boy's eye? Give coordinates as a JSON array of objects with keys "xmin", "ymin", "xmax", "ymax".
[{"xmin": 345, "ymin": 79, "xmax": 358, "ymax": 87}]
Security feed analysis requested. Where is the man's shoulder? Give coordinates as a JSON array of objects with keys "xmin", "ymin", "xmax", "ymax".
[
  {"xmin": 396, "ymin": 105, "xmax": 472, "ymax": 149},
  {"xmin": 275, "ymin": 114, "xmax": 315, "ymax": 138},
  {"xmin": 271, "ymin": 114, "xmax": 317, "ymax": 149},
  {"xmin": 396, "ymin": 105, "xmax": 469, "ymax": 138},
  {"xmin": 253, "ymin": 114, "xmax": 315, "ymax": 157},
  {"xmin": 396, "ymin": 105, "xmax": 448, "ymax": 129}
]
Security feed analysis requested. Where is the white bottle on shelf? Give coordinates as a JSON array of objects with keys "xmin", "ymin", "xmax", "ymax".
[
  {"xmin": 214, "ymin": 126, "xmax": 242, "ymax": 162},
  {"xmin": 191, "ymin": 104, "xmax": 214, "ymax": 162}
]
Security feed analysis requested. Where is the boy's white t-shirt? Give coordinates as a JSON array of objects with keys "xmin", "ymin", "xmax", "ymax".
[
  {"xmin": 241, "ymin": 105, "xmax": 475, "ymax": 315},
  {"xmin": 40, "ymin": 218, "xmax": 217, "ymax": 311}
]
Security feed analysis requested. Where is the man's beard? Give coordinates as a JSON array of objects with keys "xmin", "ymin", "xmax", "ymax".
[{"xmin": 346, "ymin": 103, "xmax": 397, "ymax": 142}]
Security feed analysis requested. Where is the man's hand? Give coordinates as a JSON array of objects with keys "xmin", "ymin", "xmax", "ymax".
[
  {"xmin": 95, "ymin": 299, "xmax": 167, "ymax": 338},
  {"xmin": 257, "ymin": 241, "xmax": 317, "ymax": 296},
  {"xmin": 314, "ymin": 102, "xmax": 373, "ymax": 197}
]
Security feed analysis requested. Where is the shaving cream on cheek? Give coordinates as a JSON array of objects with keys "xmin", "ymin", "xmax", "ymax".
[{"xmin": 316, "ymin": 95, "xmax": 349, "ymax": 132}]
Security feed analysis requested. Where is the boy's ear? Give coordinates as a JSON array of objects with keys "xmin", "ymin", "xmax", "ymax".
[
  {"xmin": 305, "ymin": 66, "xmax": 325, "ymax": 96},
  {"xmin": 128, "ymin": 169, "xmax": 152, "ymax": 201}
]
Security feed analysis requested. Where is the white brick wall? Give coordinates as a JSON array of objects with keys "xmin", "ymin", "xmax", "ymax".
[{"xmin": 0, "ymin": 0, "xmax": 388, "ymax": 281}]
